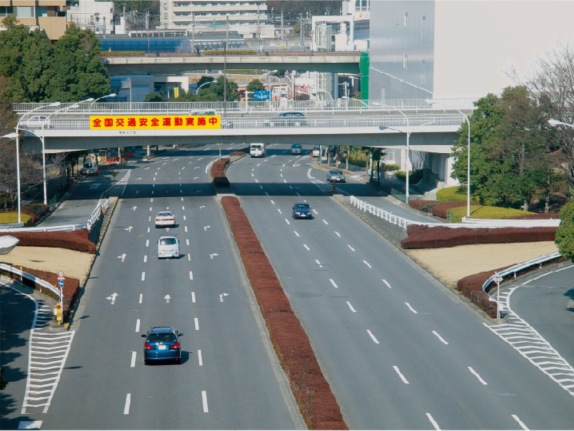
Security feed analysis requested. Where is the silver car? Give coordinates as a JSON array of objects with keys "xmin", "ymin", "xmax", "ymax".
[
  {"xmin": 327, "ymin": 170, "xmax": 346, "ymax": 183},
  {"xmin": 157, "ymin": 236, "xmax": 180, "ymax": 259},
  {"xmin": 155, "ymin": 211, "xmax": 176, "ymax": 228}
]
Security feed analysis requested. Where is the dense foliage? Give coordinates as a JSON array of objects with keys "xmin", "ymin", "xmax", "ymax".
[
  {"xmin": 555, "ymin": 200, "xmax": 574, "ymax": 261},
  {"xmin": 0, "ymin": 17, "xmax": 110, "ymax": 103}
]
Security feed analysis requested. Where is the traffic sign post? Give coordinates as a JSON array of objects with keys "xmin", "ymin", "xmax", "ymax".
[
  {"xmin": 56, "ymin": 271, "xmax": 65, "ymax": 325},
  {"xmin": 493, "ymin": 272, "xmax": 503, "ymax": 319}
]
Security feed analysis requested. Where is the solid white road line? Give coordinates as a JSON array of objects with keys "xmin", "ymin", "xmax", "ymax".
[
  {"xmin": 512, "ymin": 415, "xmax": 529, "ymax": 430},
  {"xmin": 405, "ymin": 302, "xmax": 417, "ymax": 314},
  {"xmin": 131, "ymin": 352, "xmax": 136, "ymax": 368},
  {"xmin": 135, "ymin": 319, "xmax": 140, "ymax": 332},
  {"xmin": 303, "ymin": 244, "xmax": 310, "ymax": 251},
  {"xmin": 393, "ymin": 366, "xmax": 410, "ymax": 384},
  {"xmin": 202, "ymin": 391, "xmax": 209, "ymax": 413},
  {"xmin": 124, "ymin": 394, "xmax": 131, "ymax": 415},
  {"xmin": 382, "ymin": 279, "xmax": 392, "ymax": 289},
  {"xmin": 367, "ymin": 330, "xmax": 380, "ymax": 344},
  {"xmin": 348, "ymin": 245, "xmax": 355, "ymax": 252},
  {"xmin": 426, "ymin": 413, "xmax": 440, "ymax": 430},
  {"xmin": 194, "ymin": 318, "xmax": 199, "ymax": 330},
  {"xmin": 191, "ymin": 292, "xmax": 196, "ymax": 303},
  {"xmin": 468, "ymin": 367, "xmax": 488, "ymax": 385},
  {"xmin": 329, "ymin": 279, "xmax": 338, "ymax": 288},
  {"xmin": 363, "ymin": 260, "xmax": 372, "ymax": 269},
  {"xmin": 346, "ymin": 302, "xmax": 357, "ymax": 313},
  {"xmin": 198, "ymin": 350, "xmax": 203, "ymax": 366},
  {"xmin": 432, "ymin": 331, "xmax": 448, "ymax": 345}
]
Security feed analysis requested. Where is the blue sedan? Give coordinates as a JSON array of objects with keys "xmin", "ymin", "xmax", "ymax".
[
  {"xmin": 292, "ymin": 202, "xmax": 313, "ymax": 219},
  {"xmin": 142, "ymin": 326, "xmax": 183, "ymax": 365}
]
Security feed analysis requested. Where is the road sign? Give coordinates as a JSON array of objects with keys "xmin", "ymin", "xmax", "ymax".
[
  {"xmin": 493, "ymin": 273, "xmax": 503, "ymax": 284},
  {"xmin": 254, "ymin": 90, "xmax": 270, "ymax": 101},
  {"xmin": 58, "ymin": 271, "xmax": 64, "ymax": 277},
  {"xmin": 57, "ymin": 278, "xmax": 64, "ymax": 288}
]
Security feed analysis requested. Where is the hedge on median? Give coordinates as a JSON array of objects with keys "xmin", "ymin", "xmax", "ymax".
[
  {"xmin": 401, "ymin": 225, "xmax": 557, "ymax": 249},
  {"xmin": 211, "ymin": 157, "xmax": 230, "ymax": 187},
  {"xmin": 221, "ymin": 196, "xmax": 348, "ymax": 430},
  {"xmin": 457, "ymin": 266, "xmax": 510, "ymax": 318},
  {"xmin": 0, "ymin": 230, "xmax": 96, "ymax": 254}
]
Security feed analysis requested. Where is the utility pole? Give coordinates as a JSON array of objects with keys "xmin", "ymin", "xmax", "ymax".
[
  {"xmin": 223, "ymin": 15, "xmax": 228, "ymax": 118},
  {"xmin": 280, "ymin": 9, "xmax": 284, "ymax": 40},
  {"xmin": 299, "ymin": 14, "xmax": 303, "ymax": 47}
]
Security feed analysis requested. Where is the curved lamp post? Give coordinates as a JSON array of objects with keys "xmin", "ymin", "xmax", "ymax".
[{"xmin": 426, "ymin": 99, "xmax": 471, "ymax": 218}]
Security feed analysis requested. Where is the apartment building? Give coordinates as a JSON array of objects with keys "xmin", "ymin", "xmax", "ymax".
[
  {"xmin": 0, "ymin": 0, "xmax": 67, "ymax": 39},
  {"xmin": 67, "ymin": 0, "xmax": 114, "ymax": 35},
  {"xmin": 159, "ymin": 0, "xmax": 273, "ymax": 39}
]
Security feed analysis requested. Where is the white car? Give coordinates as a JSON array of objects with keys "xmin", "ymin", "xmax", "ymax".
[
  {"xmin": 155, "ymin": 211, "xmax": 176, "ymax": 228},
  {"xmin": 291, "ymin": 144, "xmax": 302, "ymax": 155},
  {"xmin": 157, "ymin": 236, "xmax": 180, "ymax": 259},
  {"xmin": 21, "ymin": 115, "xmax": 50, "ymax": 129}
]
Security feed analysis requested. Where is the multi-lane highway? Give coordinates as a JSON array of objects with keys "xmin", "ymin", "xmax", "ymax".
[{"xmin": 4, "ymin": 143, "xmax": 574, "ymax": 430}]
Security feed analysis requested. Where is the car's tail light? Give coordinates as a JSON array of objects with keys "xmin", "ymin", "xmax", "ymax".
[
  {"xmin": 171, "ymin": 342, "xmax": 180, "ymax": 350},
  {"xmin": 144, "ymin": 343, "xmax": 154, "ymax": 350}
]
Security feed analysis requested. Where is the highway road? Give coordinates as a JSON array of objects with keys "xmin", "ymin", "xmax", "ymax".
[
  {"xmin": 35, "ymin": 145, "xmax": 303, "ymax": 430},
  {"xmin": 226, "ymin": 144, "xmax": 574, "ymax": 430}
]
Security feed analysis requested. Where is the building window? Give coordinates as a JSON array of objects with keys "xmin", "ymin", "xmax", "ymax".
[
  {"xmin": 16, "ymin": 6, "xmax": 34, "ymax": 18},
  {"xmin": 421, "ymin": 15, "xmax": 426, "ymax": 42},
  {"xmin": 0, "ymin": 6, "xmax": 14, "ymax": 16},
  {"xmin": 403, "ymin": 54, "xmax": 408, "ymax": 69},
  {"xmin": 164, "ymin": 3, "xmax": 167, "ymax": 9},
  {"xmin": 404, "ymin": 12, "xmax": 408, "ymax": 27},
  {"xmin": 164, "ymin": 13, "xmax": 167, "ymax": 19}
]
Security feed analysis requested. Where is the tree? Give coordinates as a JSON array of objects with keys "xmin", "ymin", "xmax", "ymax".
[
  {"xmin": 246, "ymin": 79, "xmax": 265, "ymax": 100},
  {"xmin": 0, "ymin": 367, "xmax": 7, "ymax": 390},
  {"xmin": 144, "ymin": 92, "xmax": 164, "ymax": 102},
  {"xmin": 202, "ymin": 76, "xmax": 240, "ymax": 101},
  {"xmin": 555, "ymin": 199, "xmax": 574, "ymax": 261}
]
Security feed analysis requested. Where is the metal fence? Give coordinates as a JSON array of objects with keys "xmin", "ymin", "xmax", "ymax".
[
  {"xmin": 0, "ymin": 262, "xmax": 61, "ymax": 299},
  {"xmin": 350, "ymin": 195, "xmax": 412, "ymax": 229}
]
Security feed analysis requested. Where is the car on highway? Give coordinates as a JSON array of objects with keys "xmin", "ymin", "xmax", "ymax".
[
  {"xmin": 250, "ymin": 143, "xmax": 266, "ymax": 157},
  {"xmin": 312, "ymin": 145, "xmax": 321, "ymax": 157},
  {"xmin": 21, "ymin": 115, "xmax": 50, "ymax": 129},
  {"xmin": 292, "ymin": 202, "xmax": 313, "ymax": 219},
  {"xmin": 157, "ymin": 235, "xmax": 180, "ymax": 259},
  {"xmin": 80, "ymin": 160, "xmax": 99, "ymax": 176},
  {"xmin": 264, "ymin": 112, "xmax": 307, "ymax": 128},
  {"xmin": 291, "ymin": 144, "xmax": 302, "ymax": 155},
  {"xmin": 327, "ymin": 170, "xmax": 345, "ymax": 183},
  {"xmin": 142, "ymin": 326, "xmax": 182, "ymax": 365},
  {"xmin": 155, "ymin": 211, "xmax": 176, "ymax": 228}
]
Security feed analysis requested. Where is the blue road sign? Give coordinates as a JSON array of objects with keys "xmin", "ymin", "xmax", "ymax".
[
  {"xmin": 58, "ymin": 278, "xmax": 64, "ymax": 288},
  {"xmin": 254, "ymin": 90, "xmax": 270, "ymax": 101}
]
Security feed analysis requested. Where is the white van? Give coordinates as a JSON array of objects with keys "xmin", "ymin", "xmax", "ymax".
[
  {"xmin": 157, "ymin": 235, "xmax": 180, "ymax": 259},
  {"xmin": 250, "ymin": 143, "xmax": 266, "ymax": 158}
]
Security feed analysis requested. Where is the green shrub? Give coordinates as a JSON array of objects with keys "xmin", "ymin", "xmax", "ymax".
[
  {"xmin": 436, "ymin": 186, "xmax": 472, "ymax": 202},
  {"xmin": 448, "ymin": 205, "xmax": 534, "ymax": 223},
  {"xmin": 0, "ymin": 212, "xmax": 32, "ymax": 224},
  {"xmin": 394, "ymin": 169, "xmax": 423, "ymax": 183},
  {"xmin": 384, "ymin": 164, "xmax": 400, "ymax": 171}
]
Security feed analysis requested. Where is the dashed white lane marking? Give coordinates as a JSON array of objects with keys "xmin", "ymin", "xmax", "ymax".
[
  {"xmin": 363, "ymin": 260, "xmax": 372, "ymax": 269},
  {"xmin": 348, "ymin": 245, "xmax": 355, "ymax": 252},
  {"xmin": 277, "ymin": 208, "xmax": 282, "ymax": 214},
  {"xmin": 202, "ymin": 391, "xmax": 209, "ymax": 413},
  {"xmin": 405, "ymin": 302, "xmax": 417, "ymax": 314},
  {"xmin": 285, "ymin": 219, "xmax": 290, "ymax": 225},
  {"xmin": 393, "ymin": 366, "xmax": 410, "ymax": 384},
  {"xmin": 346, "ymin": 301, "xmax": 357, "ymax": 313},
  {"xmin": 485, "ymin": 284, "xmax": 574, "ymax": 397},
  {"xmin": 145, "ymin": 239, "xmax": 149, "ymax": 247},
  {"xmin": 131, "ymin": 352, "xmax": 137, "ymax": 368},
  {"xmin": 191, "ymin": 292, "xmax": 196, "ymax": 303},
  {"xmin": 135, "ymin": 319, "xmax": 140, "ymax": 332},
  {"xmin": 468, "ymin": 367, "xmax": 488, "ymax": 385},
  {"xmin": 322, "ymin": 219, "xmax": 328, "ymax": 225},
  {"xmin": 367, "ymin": 330, "xmax": 380, "ymax": 344},
  {"xmin": 315, "ymin": 259, "xmax": 322, "ymax": 268},
  {"xmin": 335, "ymin": 231, "xmax": 341, "ymax": 237},
  {"xmin": 303, "ymin": 244, "xmax": 310, "ymax": 251},
  {"xmin": 189, "ymin": 271, "xmax": 193, "ymax": 280},
  {"xmin": 313, "ymin": 209, "xmax": 319, "ymax": 215},
  {"xmin": 271, "ymin": 200, "xmax": 275, "ymax": 205},
  {"xmin": 139, "ymin": 294, "xmax": 143, "ymax": 304},
  {"xmin": 426, "ymin": 413, "xmax": 441, "ymax": 430},
  {"xmin": 329, "ymin": 279, "xmax": 338, "ymax": 288},
  {"xmin": 141, "ymin": 272, "xmax": 145, "ymax": 281},
  {"xmin": 382, "ymin": 279, "xmax": 392, "ymax": 289},
  {"xmin": 185, "ymin": 226, "xmax": 188, "ymax": 233},
  {"xmin": 432, "ymin": 331, "xmax": 448, "ymax": 345},
  {"xmin": 186, "ymin": 239, "xmax": 190, "ymax": 246},
  {"xmin": 512, "ymin": 415, "xmax": 529, "ymax": 430},
  {"xmin": 194, "ymin": 318, "xmax": 199, "ymax": 330},
  {"xmin": 294, "ymin": 231, "xmax": 300, "ymax": 237},
  {"xmin": 198, "ymin": 350, "xmax": 203, "ymax": 366},
  {"xmin": 124, "ymin": 393, "xmax": 131, "ymax": 415}
]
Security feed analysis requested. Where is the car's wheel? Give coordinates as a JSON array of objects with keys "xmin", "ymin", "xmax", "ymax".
[
  {"xmin": 175, "ymin": 358, "xmax": 181, "ymax": 364},
  {"xmin": 144, "ymin": 359, "xmax": 149, "ymax": 365}
]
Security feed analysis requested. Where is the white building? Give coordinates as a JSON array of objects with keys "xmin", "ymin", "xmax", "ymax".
[
  {"xmin": 369, "ymin": 0, "xmax": 574, "ymax": 101},
  {"xmin": 159, "ymin": 0, "xmax": 273, "ymax": 39},
  {"xmin": 67, "ymin": 0, "xmax": 114, "ymax": 34},
  {"xmin": 342, "ymin": 0, "xmax": 370, "ymax": 20}
]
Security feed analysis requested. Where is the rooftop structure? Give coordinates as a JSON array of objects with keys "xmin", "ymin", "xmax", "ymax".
[{"xmin": 0, "ymin": 0, "xmax": 67, "ymax": 40}]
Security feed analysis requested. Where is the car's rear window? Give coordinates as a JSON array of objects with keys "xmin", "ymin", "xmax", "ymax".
[
  {"xmin": 159, "ymin": 238, "xmax": 177, "ymax": 245},
  {"xmin": 148, "ymin": 333, "xmax": 177, "ymax": 343},
  {"xmin": 157, "ymin": 212, "xmax": 172, "ymax": 217},
  {"xmin": 296, "ymin": 204, "xmax": 309, "ymax": 210}
]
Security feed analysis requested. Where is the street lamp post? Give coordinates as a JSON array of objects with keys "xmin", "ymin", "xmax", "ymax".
[{"xmin": 426, "ymin": 99, "xmax": 472, "ymax": 218}]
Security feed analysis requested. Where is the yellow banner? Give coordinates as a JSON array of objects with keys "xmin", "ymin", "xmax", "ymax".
[{"xmin": 90, "ymin": 115, "xmax": 221, "ymax": 130}]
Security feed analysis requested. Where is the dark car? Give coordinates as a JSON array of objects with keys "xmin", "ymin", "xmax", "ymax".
[
  {"xmin": 292, "ymin": 202, "xmax": 313, "ymax": 219},
  {"xmin": 265, "ymin": 112, "xmax": 307, "ymax": 128},
  {"xmin": 327, "ymin": 170, "xmax": 346, "ymax": 182},
  {"xmin": 142, "ymin": 326, "xmax": 182, "ymax": 365}
]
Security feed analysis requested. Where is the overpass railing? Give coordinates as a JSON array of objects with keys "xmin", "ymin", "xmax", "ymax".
[
  {"xmin": 20, "ymin": 113, "xmax": 465, "ymax": 132},
  {"xmin": 13, "ymin": 98, "xmax": 477, "ymax": 115}
]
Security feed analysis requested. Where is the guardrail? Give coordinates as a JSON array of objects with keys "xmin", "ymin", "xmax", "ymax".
[
  {"xmin": 350, "ymin": 195, "xmax": 412, "ymax": 229},
  {"xmin": 462, "ymin": 217, "xmax": 560, "ymax": 227},
  {"xmin": 482, "ymin": 252, "xmax": 563, "ymax": 295},
  {"xmin": 86, "ymin": 198, "xmax": 109, "ymax": 232},
  {"xmin": 0, "ymin": 262, "xmax": 61, "ymax": 300}
]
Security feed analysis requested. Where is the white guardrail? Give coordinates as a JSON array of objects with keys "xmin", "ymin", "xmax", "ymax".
[{"xmin": 0, "ymin": 262, "xmax": 61, "ymax": 299}]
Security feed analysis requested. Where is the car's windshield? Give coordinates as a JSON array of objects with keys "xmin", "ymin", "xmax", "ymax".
[
  {"xmin": 295, "ymin": 204, "xmax": 309, "ymax": 210},
  {"xmin": 293, "ymin": 144, "xmax": 301, "ymax": 148},
  {"xmin": 329, "ymin": 171, "xmax": 339, "ymax": 175},
  {"xmin": 159, "ymin": 238, "xmax": 177, "ymax": 246},
  {"xmin": 148, "ymin": 333, "xmax": 177, "ymax": 343},
  {"xmin": 251, "ymin": 144, "xmax": 263, "ymax": 149}
]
